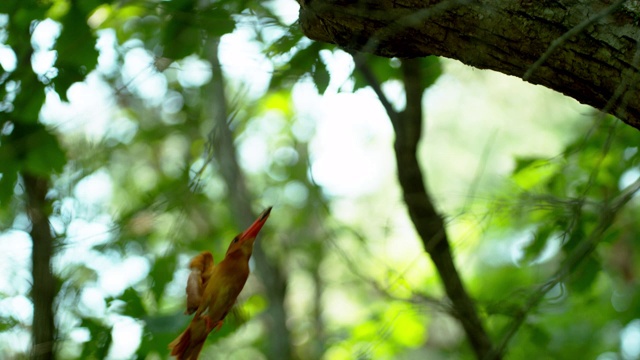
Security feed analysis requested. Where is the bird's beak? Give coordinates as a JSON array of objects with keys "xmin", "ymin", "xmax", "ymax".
[{"xmin": 240, "ymin": 206, "xmax": 272, "ymax": 240}]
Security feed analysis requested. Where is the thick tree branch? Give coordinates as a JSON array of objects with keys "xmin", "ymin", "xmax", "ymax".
[
  {"xmin": 354, "ymin": 56, "xmax": 497, "ymax": 359},
  {"xmin": 300, "ymin": 0, "xmax": 640, "ymax": 129},
  {"xmin": 24, "ymin": 174, "xmax": 57, "ymax": 360},
  {"xmin": 523, "ymin": 0, "xmax": 627, "ymax": 81},
  {"xmin": 204, "ymin": 38, "xmax": 293, "ymax": 360}
]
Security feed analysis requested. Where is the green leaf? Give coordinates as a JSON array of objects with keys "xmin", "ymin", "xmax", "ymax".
[
  {"xmin": 0, "ymin": 0, "xmax": 17, "ymax": 14},
  {"xmin": 160, "ymin": 0, "xmax": 208, "ymax": 60},
  {"xmin": 513, "ymin": 156, "xmax": 543, "ymax": 174},
  {"xmin": 512, "ymin": 158, "xmax": 559, "ymax": 190},
  {"xmin": 266, "ymin": 25, "xmax": 303, "ymax": 57},
  {"xmin": 55, "ymin": 5, "xmax": 99, "ymax": 100},
  {"xmin": 528, "ymin": 325, "xmax": 551, "ymax": 347},
  {"xmin": 523, "ymin": 225, "xmax": 554, "ymax": 263},
  {"xmin": 0, "ymin": 123, "xmax": 66, "ymax": 178},
  {"xmin": 149, "ymin": 254, "xmax": 177, "ymax": 304},
  {"xmin": 562, "ymin": 222, "xmax": 586, "ymax": 253},
  {"xmin": 80, "ymin": 317, "xmax": 113, "ymax": 359},
  {"xmin": 12, "ymin": 85, "xmax": 46, "ymax": 123},
  {"xmin": 10, "ymin": 6, "xmax": 47, "ymax": 30},
  {"xmin": 0, "ymin": 168, "xmax": 18, "ymax": 205},
  {"xmin": 163, "ymin": 0, "xmax": 194, "ymax": 12},
  {"xmin": 352, "ymin": 55, "xmax": 400, "ymax": 91},
  {"xmin": 137, "ymin": 326, "xmax": 177, "ymax": 358},
  {"xmin": 65, "ymin": 264, "xmax": 99, "ymax": 287},
  {"xmin": 269, "ymin": 42, "xmax": 322, "ymax": 91},
  {"xmin": 77, "ymin": 0, "xmax": 105, "ymax": 16},
  {"xmin": 198, "ymin": 7, "xmax": 235, "ymax": 37},
  {"xmin": 347, "ymin": 54, "xmax": 434, "ymax": 95},
  {"xmin": 103, "ymin": 5, "xmax": 156, "ymax": 43},
  {"xmin": 120, "ymin": 287, "xmax": 146, "ymax": 317},
  {"xmin": 546, "ymin": 171, "xmax": 568, "ymax": 197},
  {"xmin": 312, "ymin": 58, "xmax": 330, "ymax": 94},
  {"xmin": 420, "ymin": 56, "xmax": 442, "ymax": 88},
  {"xmin": 0, "ymin": 318, "xmax": 18, "ymax": 332},
  {"xmin": 0, "ymin": 126, "xmax": 21, "ymax": 204},
  {"xmin": 569, "ymin": 255, "xmax": 600, "ymax": 293},
  {"xmin": 162, "ymin": 22, "xmax": 200, "ymax": 60},
  {"xmin": 388, "ymin": 305, "xmax": 426, "ymax": 347},
  {"xmin": 24, "ymin": 128, "xmax": 66, "ymax": 176}
]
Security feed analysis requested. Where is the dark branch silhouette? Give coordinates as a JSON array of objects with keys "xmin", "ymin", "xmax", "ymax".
[
  {"xmin": 24, "ymin": 174, "xmax": 57, "ymax": 360},
  {"xmin": 353, "ymin": 54, "xmax": 498, "ymax": 359}
]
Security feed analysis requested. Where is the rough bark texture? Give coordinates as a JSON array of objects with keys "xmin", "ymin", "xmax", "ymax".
[
  {"xmin": 299, "ymin": 0, "xmax": 640, "ymax": 129},
  {"xmin": 24, "ymin": 174, "xmax": 57, "ymax": 360}
]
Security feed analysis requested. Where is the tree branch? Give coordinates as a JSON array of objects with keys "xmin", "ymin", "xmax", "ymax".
[
  {"xmin": 351, "ymin": 54, "xmax": 399, "ymax": 125},
  {"xmin": 300, "ymin": 0, "xmax": 640, "ymax": 129},
  {"xmin": 354, "ymin": 55, "xmax": 498, "ymax": 359},
  {"xmin": 523, "ymin": 0, "xmax": 627, "ymax": 81}
]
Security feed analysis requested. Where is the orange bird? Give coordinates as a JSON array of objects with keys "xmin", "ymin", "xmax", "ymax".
[{"xmin": 169, "ymin": 207, "xmax": 272, "ymax": 360}]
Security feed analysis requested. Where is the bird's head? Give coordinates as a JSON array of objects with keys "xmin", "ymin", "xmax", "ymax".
[{"xmin": 225, "ymin": 207, "xmax": 272, "ymax": 257}]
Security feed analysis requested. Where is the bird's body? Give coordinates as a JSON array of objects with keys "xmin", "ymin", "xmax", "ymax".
[
  {"xmin": 197, "ymin": 250, "xmax": 250, "ymax": 327},
  {"xmin": 169, "ymin": 207, "xmax": 272, "ymax": 360}
]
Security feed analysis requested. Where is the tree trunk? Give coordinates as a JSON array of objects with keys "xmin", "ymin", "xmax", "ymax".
[
  {"xmin": 24, "ymin": 174, "xmax": 57, "ymax": 360},
  {"xmin": 298, "ymin": 0, "xmax": 640, "ymax": 129},
  {"xmin": 205, "ymin": 38, "xmax": 294, "ymax": 360}
]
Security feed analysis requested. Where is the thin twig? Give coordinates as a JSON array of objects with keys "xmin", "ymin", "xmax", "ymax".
[
  {"xmin": 351, "ymin": 53, "xmax": 399, "ymax": 125},
  {"xmin": 491, "ymin": 175, "xmax": 640, "ymax": 357},
  {"xmin": 462, "ymin": 130, "xmax": 497, "ymax": 214}
]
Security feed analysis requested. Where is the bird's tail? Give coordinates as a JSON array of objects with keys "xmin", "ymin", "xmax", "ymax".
[{"xmin": 168, "ymin": 319, "xmax": 207, "ymax": 360}]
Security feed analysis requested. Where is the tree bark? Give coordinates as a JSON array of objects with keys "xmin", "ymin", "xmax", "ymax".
[
  {"xmin": 24, "ymin": 174, "xmax": 57, "ymax": 360},
  {"xmin": 298, "ymin": 0, "xmax": 640, "ymax": 129}
]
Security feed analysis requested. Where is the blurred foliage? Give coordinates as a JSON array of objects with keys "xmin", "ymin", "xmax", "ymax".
[
  {"xmin": 478, "ymin": 115, "xmax": 640, "ymax": 358},
  {"xmin": 1, "ymin": 0, "xmax": 640, "ymax": 359}
]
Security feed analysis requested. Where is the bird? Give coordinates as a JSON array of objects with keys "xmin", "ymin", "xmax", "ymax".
[{"xmin": 169, "ymin": 207, "xmax": 272, "ymax": 360}]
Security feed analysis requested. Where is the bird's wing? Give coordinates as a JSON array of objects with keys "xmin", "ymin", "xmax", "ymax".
[{"xmin": 185, "ymin": 251, "xmax": 214, "ymax": 315}]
